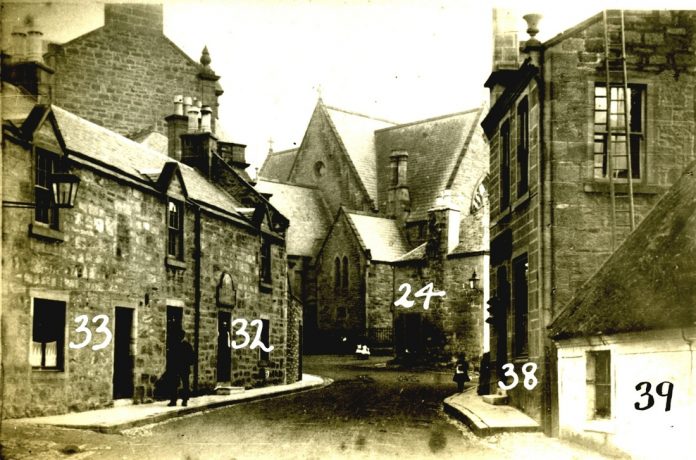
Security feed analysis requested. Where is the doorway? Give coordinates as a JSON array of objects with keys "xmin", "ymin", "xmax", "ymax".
[
  {"xmin": 166, "ymin": 306, "xmax": 183, "ymax": 371},
  {"xmin": 113, "ymin": 307, "xmax": 134, "ymax": 399},
  {"xmin": 395, "ymin": 313, "xmax": 423, "ymax": 356},
  {"xmin": 217, "ymin": 311, "xmax": 232, "ymax": 382}
]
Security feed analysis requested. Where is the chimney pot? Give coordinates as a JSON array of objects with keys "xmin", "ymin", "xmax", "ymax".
[
  {"xmin": 174, "ymin": 95, "xmax": 184, "ymax": 116},
  {"xmin": 10, "ymin": 26, "xmax": 27, "ymax": 62},
  {"xmin": 26, "ymin": 28, "xmax": 44, "ymax": 62},
  {"xmin": 187, "ymin": 106, "xmax": 200, "ymax": 132},
  {"xmin": 201, "ymin": 106, "xmax": 212, "ymax": 132}
]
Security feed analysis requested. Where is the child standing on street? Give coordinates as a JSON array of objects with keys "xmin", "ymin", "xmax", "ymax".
[{"xmin": 453, "ymin": 354, "xmax": 470, "ymax": 393}]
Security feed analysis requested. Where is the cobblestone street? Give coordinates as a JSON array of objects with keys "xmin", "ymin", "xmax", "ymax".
[{"xmin": 0, "ymin": 355, "xmax": 612, "ymax": 460}]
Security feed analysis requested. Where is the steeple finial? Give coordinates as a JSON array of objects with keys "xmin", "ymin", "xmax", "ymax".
[{"xmin": 268, "ymin": 137, "xmax": 274, "ymax": 154}]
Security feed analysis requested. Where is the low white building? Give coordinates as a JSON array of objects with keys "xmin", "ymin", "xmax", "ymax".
[{"xmin": 549, "ymin": 162, "xmax": 696, "ymax": 459}]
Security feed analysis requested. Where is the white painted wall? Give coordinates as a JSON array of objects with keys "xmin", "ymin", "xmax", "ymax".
[{"xmin": 556, "ymin": 328, "xmax": 696, "ymax": 460}]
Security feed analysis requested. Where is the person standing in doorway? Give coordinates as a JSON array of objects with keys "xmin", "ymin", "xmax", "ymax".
[{"xmin": 168, "ymin": 329, "xmax": 194, "ymax": 407}]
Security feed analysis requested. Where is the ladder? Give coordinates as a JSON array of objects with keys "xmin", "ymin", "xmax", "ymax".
[{"xmin": 603, "ymin": 9, "xmax": 636, "ymax": 250}]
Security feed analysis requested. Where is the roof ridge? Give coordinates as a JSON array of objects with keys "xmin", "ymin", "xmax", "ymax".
[
  {"xmin": 268, "ymin": 147, "xmax": 298, "ymax": 156},
  {"xmin": 344, "ymin": 209, "xmax": 385, "ymax": 219},
  {"xmin": 323, "ymin": 104, "xmax": 398, "ymax": 125},
  {"xmin": 256, "ymin": 178, "xmax": 319, "ymax": 190},
  {"xmin": 375, "ymin": 106, "xmax": 482, "ymax": 133}
]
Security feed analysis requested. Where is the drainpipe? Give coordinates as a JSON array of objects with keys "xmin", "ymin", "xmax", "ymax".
[{"xmin": 193, "ymin": 203, "xmax": 202, "ymax": 393}]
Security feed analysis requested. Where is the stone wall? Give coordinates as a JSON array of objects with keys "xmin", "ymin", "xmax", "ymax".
[
  {"xmin": 288, "ymin": 107, "xmax": 373, "ymax": 215},
  {"xmin": 45, "ymin": 3, "xmax": 219, "ymax": 138},
  {"xmin": 365, "ymin": 262, "xmax": 394, "ymax": 332},
  {"xmin": 315, "ymin": 211, "xmax": 366, "ymax": 346},
  {"xmin": 1, "ymin": 133, "xmax": 290, "ymax": 417}
]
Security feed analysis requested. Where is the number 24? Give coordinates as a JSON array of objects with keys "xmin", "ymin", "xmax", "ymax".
[
  {"xmin": 394, "ymin": 282, "xmax": 446, "ymax": 310},
  {"xmin": 69, "ymin": 314, "xmax": 112, "ymax": 350}
]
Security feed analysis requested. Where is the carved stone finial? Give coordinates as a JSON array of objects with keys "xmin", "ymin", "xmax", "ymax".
[{"xmin": 200, "ymin": 45, "xmax": 211, "ymax": 67}]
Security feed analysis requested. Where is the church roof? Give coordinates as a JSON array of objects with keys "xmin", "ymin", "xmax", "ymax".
[
  {"xmin": 375, "ymin": 107, "xmax": 484, "ymax": 221},
  {"xmin": 255, "ymin": 180, "xmax": 331, "ymax": 257},
  {"xmin": 549, "ymin": 161, "xmax": 696, "ymax": 340},
  {"xmin": 323, "ymin": 106, "xmax": 396, "ymax": 205},
  {"xmin": 259, "ymin": 148, "xmax": 298, "ymax": 181},
  {"xmin": 345, "ymin": 211, "xmax": 409, "ymax": 263}
]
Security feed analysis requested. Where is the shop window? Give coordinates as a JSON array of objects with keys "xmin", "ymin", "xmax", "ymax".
[{"xmin": 512, "ymin": 255, "xmax": 528, "ymax": 357}]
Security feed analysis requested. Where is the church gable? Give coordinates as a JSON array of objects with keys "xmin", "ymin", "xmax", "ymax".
[{"xmin": 288, "ymin": 102, "xmax": 371, "ymax": 214}]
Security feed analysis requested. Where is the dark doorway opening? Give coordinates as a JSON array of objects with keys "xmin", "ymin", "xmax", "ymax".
[
  {"xmin": 395, "ymin": 313, "xmax": 423, "ymax": 357},
  {"xmin": 113, "ymin": 307, "xmax": 134, "ymax": 399},
  {"xmin": 217, "ymin": 311, "xmax": 232, "ymax": 382},
  {"xmin": 166, "ymin": 306, "xmax": 183, "ymax": 371},
  {"xmin": 496, "ymin": 265, "xmax": 510, "ymax": 376}
]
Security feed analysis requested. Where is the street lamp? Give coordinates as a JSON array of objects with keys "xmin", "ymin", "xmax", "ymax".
[
  {"xmin": 50, "ymin": 173, "xmax": 80, "ymax": 208},
  {"xmin": 2, "ymin": 172, "xmax": 81, "ymax": 209},
  {"xmin": 468, "ymin": 271, "xmax": 479, "ymax": 290}
]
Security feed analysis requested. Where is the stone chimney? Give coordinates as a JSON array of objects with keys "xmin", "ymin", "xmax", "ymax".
[
  {"xmin": 492, "ymin": 8, "xmax": 519, "ymax": 71},
  {"xmin": 165, "ymin": 95, "xmax": 188, "ymax": 161},
  {"xmin": 426, "ymin": 191, "xmax": 461, "ymax": 258},
  {"xmin": 218, "ymin": 142, "xmax": 251, "ymax": 179},
  {"xmin": 104, "ymin": 3, "xmax": 163, "ymax": 35},
  {"xmin": 387, "ymin": 150, "xmax": 410, "ymax": 220},
  {"xmin": 2, "ymin": 19, "xmax": 54, "ymax": 103}
]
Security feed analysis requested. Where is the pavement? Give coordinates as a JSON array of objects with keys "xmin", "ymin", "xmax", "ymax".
[
  {"xmin": 443, "ymin": 387, "xmax": 541, "ymax": 436},
  {"xmin": 10, "ymin": 373, "xmax": 329, "ymax": 434}
]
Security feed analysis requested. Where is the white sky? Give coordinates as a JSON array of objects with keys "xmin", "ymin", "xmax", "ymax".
[{"xmin": 3, "ymin": 0, "xmax": 695, "ymax": 172}]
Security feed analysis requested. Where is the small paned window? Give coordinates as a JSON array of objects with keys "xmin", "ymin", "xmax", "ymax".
[
  {"xmin": 517, "ymin": 98, "xmax": 529, "ymax": 196},
  {"xmin": 35, "ymin": 149, "xmax": 59, "ymax": 229},
  {"xmin": 593, "ymin": 84, "xmax": 644, "ymax": 179},
  {"xmin": 30, "ymin": 299, "xmax": 66, "ymax": 370},
  {"xmin": 500, "ymin": 120, "xmax": 511, "ymax": 210},
  {"xmin": 167, "ymin": 200, "xmax": 184, "ymax": 259},
  {"xmin": 588, "ymin": 350, "xmax": 612, "ymax": 419},
  {"xmin": 260, "ymin": 240, "xmax": 272, "ymax": 285}
]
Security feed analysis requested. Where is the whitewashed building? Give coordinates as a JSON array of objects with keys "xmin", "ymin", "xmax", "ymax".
[{"xmin": 549, "ymin": 161, "xmax": 696, "ymax": 459}]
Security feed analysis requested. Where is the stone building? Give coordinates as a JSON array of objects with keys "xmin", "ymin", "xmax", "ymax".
[
  {"xmin": 550, "ymin": 160, "xmax": 696, "ymax": 458},
  {"xmin": 260, "ymin": 100, "xmax": 490, "ymax": 360},
  {"xmin": 482, "ymin": 9, "xmax": 696, "ymax": 434},
  {"xmin": 1, "ymin": 24, "xmax": 298, "ymax": 420},
  {"xmin": 39, "ymin": 3, "xmax": 223, "ymax": 139}
]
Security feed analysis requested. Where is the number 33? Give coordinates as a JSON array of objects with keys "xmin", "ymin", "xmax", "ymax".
[{"xmin": 69, "ymin": 314, "xmax": 113, "ymax": 350}]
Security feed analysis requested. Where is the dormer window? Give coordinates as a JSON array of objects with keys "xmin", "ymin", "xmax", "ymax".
[
  {"xmin": 35, "ymin": 149, "xmax": 59, "ymax": 229},
  {"xmin": 167, "ymin": 199, "xmax": 184, "ymax": 260}
]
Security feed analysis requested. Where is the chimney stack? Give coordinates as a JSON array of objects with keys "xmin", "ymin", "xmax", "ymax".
[
  {"xmin": 387, "ymin": 150, "xmax": 411, "ymax": 221},
  {"xmin": 2, "ymin": 20, "xmax": 54, "ymax": 103},
  {"xmin": 492, "ymin": 8, "xmax": 519, "ymax": 71}
]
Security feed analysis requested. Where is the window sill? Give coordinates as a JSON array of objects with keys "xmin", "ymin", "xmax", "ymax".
[
  {"xmin": 583, "ymin": 418, "xmax": 615, "ymax": 434},
  {"xmin": 583, "ymin": 182, "xmax": 668, "ymax": 195},
  {"xmin": 512, "ymin": 192, "xmax": 530, "ymax": 211},
  {"xmin": 29, "ymin": 223, "xmax": 64, "ymax": 242},
  {"xmin": 165, "ymin": 256, "xmax": 187, "ymax": 270},
  {"xmin": 259, "ymin": 281, "xmax": 272, "ymax": 293}
]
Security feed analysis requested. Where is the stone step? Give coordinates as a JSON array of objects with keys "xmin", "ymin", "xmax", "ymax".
[
  {"xmin": 214, "ymin": 385, "xmax": 245, "ymax": 395},
  {"xmin": 482, "ymin": 394, "xmax": 509, "ymax": 405}
]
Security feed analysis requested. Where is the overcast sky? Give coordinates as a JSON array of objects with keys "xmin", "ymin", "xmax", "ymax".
[{"xmin": 3, "ymin": 0, "xmax": 695, "ymax": 172}]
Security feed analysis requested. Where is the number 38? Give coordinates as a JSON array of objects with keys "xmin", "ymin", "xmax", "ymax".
[{"xmin": 498, "ymin": 362, "xmax": 538, "ymax": 390}]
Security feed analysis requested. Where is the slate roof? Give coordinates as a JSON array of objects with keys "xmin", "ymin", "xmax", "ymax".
[
  {"xmin": 374, "ymin": 108, "xmax": 484, "ymax": 221},
  {"xmin": 549, "ymin": 161, "xmax": 696, "ymax": 340},
  {"xmin": 259, "ymin": 148, "xmax": 298, "ymax": 181},
  {"xmin": 345, "ymin": 211, "xmax": 409, "ymax": 263},
  {"xmin": 323, "ymin": 105, "xmax": 396, "ymax": 205},
  {"xmin": 393, "ymin": 243, "xmax": 426, "ymax": 263},
  {"xmin": 47, "ymin": 105, "xmax": 243, "ymax": 216},
  {"xmin": 255, "ymin": 180, "xmax": 331, "ymax": 257}
]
